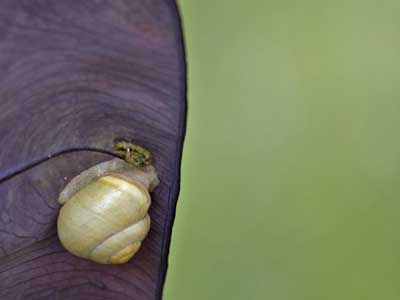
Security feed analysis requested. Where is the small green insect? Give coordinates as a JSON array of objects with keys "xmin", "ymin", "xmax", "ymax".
[{"xmin": 113, "ymin": 139, "xmax": 152, "ymax": 167}]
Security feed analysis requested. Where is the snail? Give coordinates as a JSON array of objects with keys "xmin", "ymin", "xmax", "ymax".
[{"xmin": 57, "ymin": 141, "xmax": 159, "ymax": 264}]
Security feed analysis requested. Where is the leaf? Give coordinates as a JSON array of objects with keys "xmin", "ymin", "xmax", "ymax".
[{"xmin": 0, "ymin": 1, "xmax": 186, "ymax": 299}]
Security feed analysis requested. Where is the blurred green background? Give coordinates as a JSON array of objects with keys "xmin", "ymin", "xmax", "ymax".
[{"xmin": 165, "ymin": 1, "xmax": 400, "ymax": 299}]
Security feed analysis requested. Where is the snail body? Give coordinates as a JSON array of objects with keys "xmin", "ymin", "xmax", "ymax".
[{"xmin": 57, "ymin": 158, "xmax": 159, "ymax": 264}]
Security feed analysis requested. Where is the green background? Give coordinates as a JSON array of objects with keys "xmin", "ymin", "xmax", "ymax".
[{"xmin": 165, "ymin": 1, "xmax": 400, "ymax": 299}]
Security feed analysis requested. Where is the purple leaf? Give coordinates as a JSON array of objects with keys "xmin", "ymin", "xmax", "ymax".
[{"xmin": 0, "ymin": 1, "xmax": 186, "ymax": 299}]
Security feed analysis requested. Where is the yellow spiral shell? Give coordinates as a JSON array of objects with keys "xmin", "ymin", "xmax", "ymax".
[{"xmin": 57, "ymin": 159, "xmax": 159, "ymax": 264}]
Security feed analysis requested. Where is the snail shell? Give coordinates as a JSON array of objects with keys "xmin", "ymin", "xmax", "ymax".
[{"xmin": 57, "ymin": 158, "xmax": 159, "ymax": 264}]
